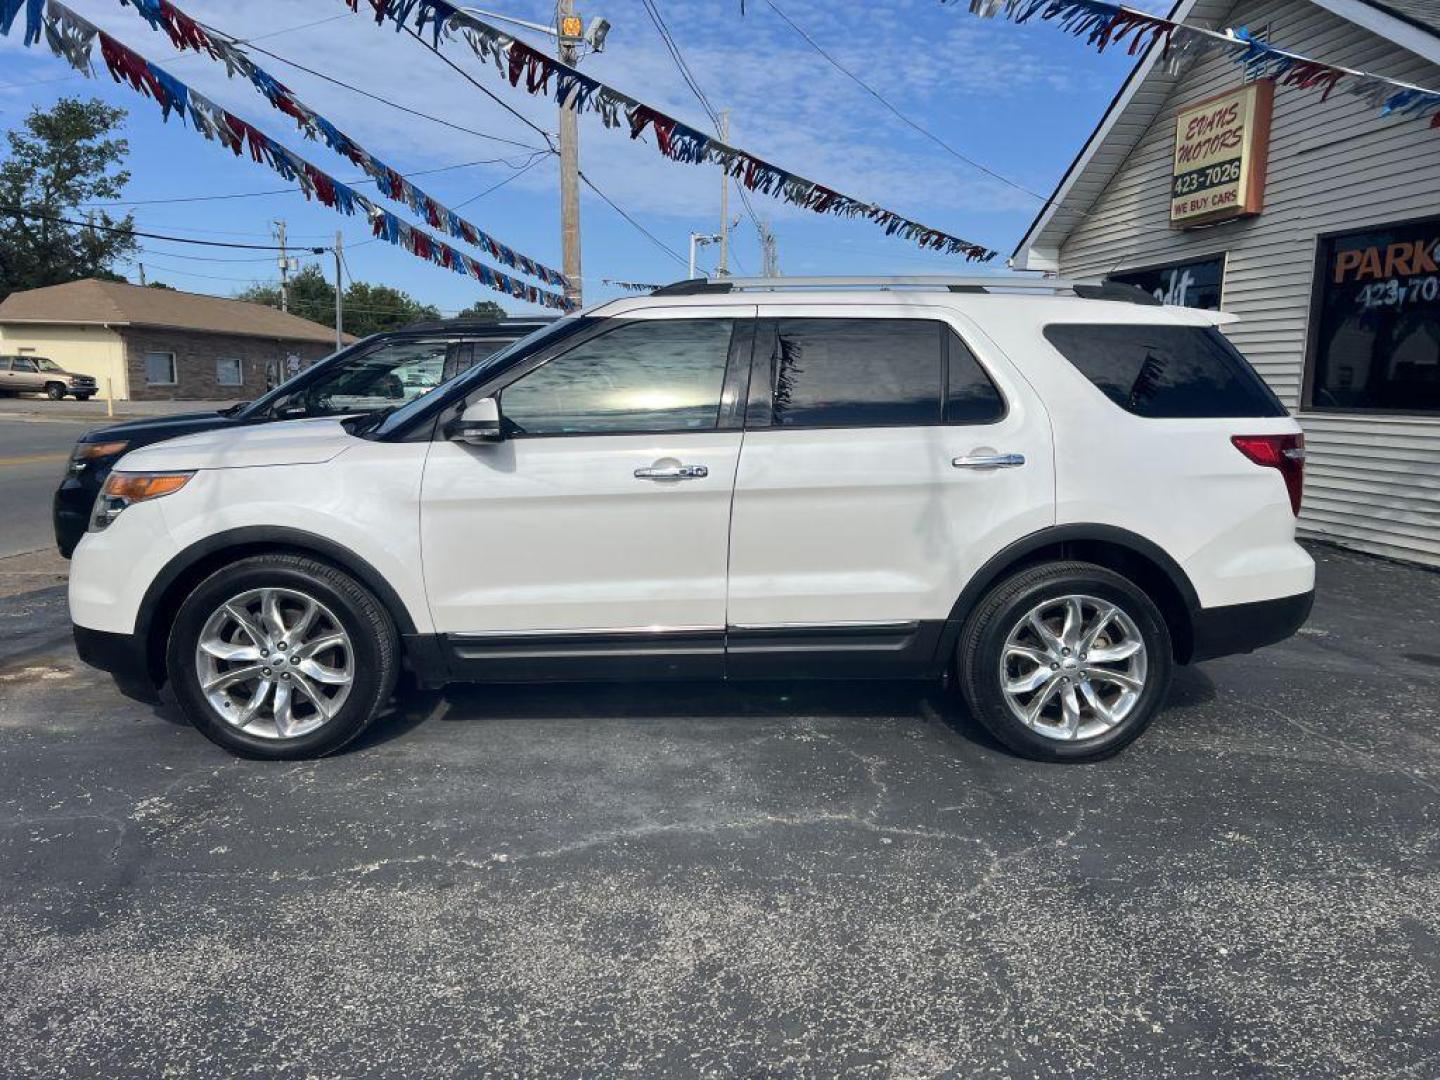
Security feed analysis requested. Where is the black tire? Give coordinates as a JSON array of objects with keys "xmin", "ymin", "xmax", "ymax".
[
  {"xmin": 73, "ymin": 393, "xmax": 94, "ymax": 401},
  {"xmin": 166, "ymin": 553, "xmax": 399, "ymax": 759},
  {"xmin": 956, "ymin": 560, "xmax": 1173, "ymax": 763},
  {"xmin": 44, "ymin": 382, "xmax": 66, "ymax": 400}
]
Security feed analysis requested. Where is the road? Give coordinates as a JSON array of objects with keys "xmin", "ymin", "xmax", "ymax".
[
  {"xmin": 2, "ymin": 523, "xmax": 1439, "ymax": 1074},
  {"xmin": 0, "ymin": 415, "xmax": 89, "ymax": 557}
]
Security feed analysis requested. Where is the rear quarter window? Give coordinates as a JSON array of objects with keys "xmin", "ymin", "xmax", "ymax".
[{"xmin": 1043, "ymin": 324, "xmax": 1286, "ymax": 419}]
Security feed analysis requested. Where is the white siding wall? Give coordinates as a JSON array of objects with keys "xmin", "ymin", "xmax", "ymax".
[
  {"xmin": 0, "ymin": 323, "xmax": 129, "ymax": 399},
  {"xmin": 1055, "ymin": 0, "xmax": 1440, "ymax": 566}
]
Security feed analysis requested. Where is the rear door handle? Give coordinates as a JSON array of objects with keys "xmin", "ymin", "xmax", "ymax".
[
  {"xmin": 634, "ymin": 464, "xmax": 708, "ymax": 480},
  {"xmin": 952, "ymin": 453, "xmax": 1025, "ymax": 469}
]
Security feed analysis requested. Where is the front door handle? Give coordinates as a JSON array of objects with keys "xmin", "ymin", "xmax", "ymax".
[
  {"xmin": 953, "ymin": 453, "xmax": 1025, "ymax": 469},
  {"xmin": 635, "ymin": 464, "xmax": 708, "ymax": 480}
]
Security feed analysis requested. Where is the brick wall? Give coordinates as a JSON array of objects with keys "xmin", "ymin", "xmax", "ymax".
[{"xmin": 121, "ymin": 328, "xmax": 335, "ymax": 401}]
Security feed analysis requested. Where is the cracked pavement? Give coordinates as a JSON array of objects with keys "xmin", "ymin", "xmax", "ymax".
[{"xmin": 1, "ymin": 544, "xmax": 1439, "ymax": 1077}]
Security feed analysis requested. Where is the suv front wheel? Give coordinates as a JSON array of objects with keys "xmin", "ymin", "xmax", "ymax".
[
  {"xmin": 166, "ymin": 554, "xmax": 398, "ymax": 759},
  {"xmin": 956, "ymin": 561, "xmax": 1174, "ymax": 762}
]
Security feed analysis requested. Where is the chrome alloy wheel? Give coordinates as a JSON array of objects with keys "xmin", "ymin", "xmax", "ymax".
[
  {"xmin": 999, "ymin": 594, "xmax": 1148, "ymax": 742},
  {"xmin": 194, "ymin": 587, "xmax": 354, "ymax": 740}
]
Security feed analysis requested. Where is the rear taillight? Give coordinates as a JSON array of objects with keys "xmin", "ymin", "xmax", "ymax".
[{"xmin": 1232, "ymin": 433, "xmax": 1305, "ymax": 516}]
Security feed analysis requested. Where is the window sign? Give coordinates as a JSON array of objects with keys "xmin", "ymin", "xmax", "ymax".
[
  {"xmin": 1307, "ymin": 217, "xmax": 1440, "ymax": 413},
  {"xmin": 1110, "ymin": 256, "xmax": 1224, "ymax": 310},
  {"xmin": 1171, "ymin": 81, "xmax": 1272, "ymax": 228}
]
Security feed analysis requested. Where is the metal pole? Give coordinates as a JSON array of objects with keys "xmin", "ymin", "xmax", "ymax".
[
  {"xmin": 689, "ymin": 232, "xmax": 698, "ymax": 280},
  {"xmin": 558, "ymin": 0, "xmax": 583, "ymax": 309},
  {"xmin": 333, "ymin": 232, "xmax": 344, "ymax": 350},
  {"xmin": 274, "ymin": 219, "xmax": 289, "ymax": 313},
  {"xmin": 718, "ymin": 110, "xmax": 729, "ymax": 277},
  {"xmin": 137, "ymin": 262, "xmax": 146, "ymax": 287}
]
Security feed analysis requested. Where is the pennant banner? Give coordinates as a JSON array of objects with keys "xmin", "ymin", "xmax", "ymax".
[
  {"xmin": 110, "ymin": 0, "xmax": 567, "ymax": 288},
  {"xmin": 340, "ymin": 0, "xmax": 997, "ymax": 262},
  {"xmin": 12, "ymin": 2, "xmax": 570, "ymax": 310},
  {"xmin": 960, "ymin": 0, "xmax": 1440, "ymax": 130}
]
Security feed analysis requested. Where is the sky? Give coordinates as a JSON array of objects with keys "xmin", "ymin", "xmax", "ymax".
[{"xmin": 0, "ymin": 0, "xmax": 1168, "ymax": 318}]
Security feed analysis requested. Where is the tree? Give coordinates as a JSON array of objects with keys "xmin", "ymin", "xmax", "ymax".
[
  {"xmin": 456, "ymin": 300, "xmax": 507, "ymax": 322},
  {"xmin": 235, "ymin": 265, "xmax": 447, "ymax": 338},
  {"xmin": 0, "ymin": 98, "xmax": 136, "ymax": 301}
]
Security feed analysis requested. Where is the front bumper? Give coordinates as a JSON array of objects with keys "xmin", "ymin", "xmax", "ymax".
[
  {"xmin": 1188, "ymin": 588, "xmax": 1315, "ymax": 663},
  {"xmin": 73, "ymin": 624, "xmax": 161, "ymax": 704},
  {"xmin": 52, "ymin": 474, "xmax": 99, "ymax": 558}
]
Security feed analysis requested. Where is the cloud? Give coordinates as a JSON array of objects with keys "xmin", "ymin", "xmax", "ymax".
[{"xmin": 11, "ymin": 0, "xmax": 1076, "ymax": 235}]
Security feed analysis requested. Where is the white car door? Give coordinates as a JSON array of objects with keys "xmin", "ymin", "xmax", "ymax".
[
  {"xmin": 419, "ymin": 307, "xmax": 755, "ymax": 679},
  {"xmin": 725, "ymin": 306, "xmax": 1055, "ymax": 677}
]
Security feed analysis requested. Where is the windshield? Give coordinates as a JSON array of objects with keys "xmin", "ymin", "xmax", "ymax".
[
  {"xmin": 34, "ymin": 357, "xmax": 62, "ymax": 372},
  {"xmin": 368, "ymin": 318, "xmax": 589, "ymax": 439},
  {"xmin": 258, "ymin": 339, "xmax": 455, "ymax": 419}
]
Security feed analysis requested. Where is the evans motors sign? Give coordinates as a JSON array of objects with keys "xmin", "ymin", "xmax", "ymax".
[{"xmin": 1170, "ymin": 81, "xmax": 1273, "ymax": 228}]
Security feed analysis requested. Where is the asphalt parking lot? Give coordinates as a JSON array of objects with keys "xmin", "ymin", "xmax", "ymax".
[{"xmin": 2, "ymin": 535, "xmax": 1439, "ymax": 1077}]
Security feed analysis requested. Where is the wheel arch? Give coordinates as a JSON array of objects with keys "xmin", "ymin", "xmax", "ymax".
[
  {"xmin": 136, "ymin": 526, "xmax": 420, "ymax": 688},
  {"xmin": 937, "ymin": 524, "xmax": 1201, "ymax": 668}
]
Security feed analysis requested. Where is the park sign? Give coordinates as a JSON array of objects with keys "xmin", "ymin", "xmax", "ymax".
[{"xmin": 1170, "ymin": 81, "xmax": 1273, "ymax": 228}]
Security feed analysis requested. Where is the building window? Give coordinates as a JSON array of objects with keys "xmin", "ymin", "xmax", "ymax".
[
  {"xmin": 1306, "ymin": 216, "xmax": 1440, "ymax": 413},
  {"xmin": 216, "ymin": 357, "xmax": 243, "ymax": 387},
  {"xmin": 1109, "ymin": 254, "xmax": 1225, "ymax": 310},
  {"xmin": 145, "ymin": 352, "xmax": 177, "ymax": 386}
]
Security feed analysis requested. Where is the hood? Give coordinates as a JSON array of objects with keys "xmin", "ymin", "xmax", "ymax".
[
  {"xmin": 80, "ymin": 411, "xmax": 242, "ymax": 445},
  {"xmin": 116, "ymin": 417, "xmax": 357, "ymax": 472}
]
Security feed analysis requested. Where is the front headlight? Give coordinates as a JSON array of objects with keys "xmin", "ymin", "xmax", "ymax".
[
  {"xmin": 70, "ymin": 440, "xmax": 129, "ymax": 473},
  {"xmin": 90, "ymin": 471, "xmax": 194, "ymax": 532}
]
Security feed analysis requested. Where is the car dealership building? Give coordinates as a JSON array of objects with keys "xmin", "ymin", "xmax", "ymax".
[{"xmin": 1015, "ymin": 0, "xmax": 1440, "ymax": 566}]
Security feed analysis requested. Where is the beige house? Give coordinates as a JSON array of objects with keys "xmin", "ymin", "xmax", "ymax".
[
  {"xmin": 1015, "ymin": 0, "xmax": 1440, "ymax": 567},
  {"xmin": 0, "ymin": 279, "xmax": 351, "ymax": 401}
]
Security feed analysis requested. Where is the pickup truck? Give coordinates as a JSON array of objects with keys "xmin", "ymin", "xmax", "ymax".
[{"xmin": 0, "ymin": 355, "xmax": 98, "ymax": 400}]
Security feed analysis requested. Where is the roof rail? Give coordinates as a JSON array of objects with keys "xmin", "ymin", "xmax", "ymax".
[{"xmin": 649, "ymin": 275, "xmax": 1161, "ymax": 304}]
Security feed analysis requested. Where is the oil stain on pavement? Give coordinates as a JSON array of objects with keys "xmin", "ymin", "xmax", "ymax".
[{"xmin": 1, "ymin": 544, "xmax": 1438, "ymax": 1078}]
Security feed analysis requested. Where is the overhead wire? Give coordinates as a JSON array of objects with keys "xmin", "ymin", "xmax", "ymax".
[
  {"xmin": 761, "ymin": 0, "xmax": 1049, "ymax": 203},
  {"xmin": 640, "ymin": 0, "xmax": 767, "ymax": 257}
]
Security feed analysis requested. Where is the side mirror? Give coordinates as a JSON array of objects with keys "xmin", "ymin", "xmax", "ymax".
[{"xmin": 448, "ymin": 396, "xmax": 504, "ymax": 444}]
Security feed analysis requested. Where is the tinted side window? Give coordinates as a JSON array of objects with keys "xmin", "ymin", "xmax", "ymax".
[
  {"xmin": 14, "ymin": 358, "xmax": 38, "ymax": 373},
  {"xmin": 501, "ymin": 319, "xmax": 733, "ymax": 435},
  {"xmin": 766, "ymin": 319, "xmax": 942, "ymax": 428},
  {"xmin": 946, "ymin": 331, "xmax": 1005, "ymax": 424},
  {"xmin": 1044, "ymin": 324, "xmax": 1286, "ymax": 418}
]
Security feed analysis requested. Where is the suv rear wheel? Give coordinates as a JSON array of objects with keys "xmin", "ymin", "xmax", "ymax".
[
  {"xmin": 166, "ymin": 554, "xmax": 398, "ymax": 759},
  {"xmin": 956, "ymin": 561, "xmax": 1173, "ymax": 762}
]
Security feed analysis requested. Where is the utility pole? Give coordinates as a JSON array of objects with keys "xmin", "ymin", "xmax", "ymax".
[
  {"xmin": 273, "ymin": 219, "xmax": 290, "ymax": 313},
  {"xmin": 333, "ymin": 232, "xmax": 344, "ymax": 350},
  {"xmin": 137, "ymin": 262, "xmax": 146, "ymax": 287},
  {"xmin": 718, "ymin": 110, "xmax": 730, "ymax": 277},
  {"xmin": 761, "ymin": 218, "xmax": 780, "ymax": 278},
  {"xmin": 557, "ymin": 0, "xmax": 583, "ymax": 310}
]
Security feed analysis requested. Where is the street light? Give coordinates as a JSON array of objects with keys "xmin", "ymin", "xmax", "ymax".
[
  {"xmin": 689, "ymin": 232, "xmax": 722, "ymax": 280},
  {"xmin": 461, "ymin": 8, "xmax": 610, "ymax": 53}
]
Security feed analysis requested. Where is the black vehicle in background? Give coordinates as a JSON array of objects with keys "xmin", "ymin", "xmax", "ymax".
[{"xmin": 53, "ymin": 318, "xmax": 555, "ymax": 557}]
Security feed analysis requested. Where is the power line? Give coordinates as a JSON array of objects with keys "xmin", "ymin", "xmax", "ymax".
[
  {"xmin": 0, "ymin": 205, "xmax": 322, "ymax": 251},
  {"xmin": 761, "ymin": 0, "xmax": 1048, "ymax": 203},
  {"xmin": 452, "ymin": 154, "xmax": 549, "ymax": 209},
  {"xmin": 578, "ymin": 171, "xmax": 687, "ymax": 267},
  {"xmin": 235, "ymin": 36, "xmax": 549, "ymax": 153},
  {"xmin": 79, "ymin": 152, "xmax": 551, "ymax": 209},
  {"xmin": 641, "ymin": 0, "xmax": 767, "ymax": 247},
  {"xmin": 396, "ymin": 24, "xmax": 558, "ymax": 151},
  {"xmin": 0, "ymin": 13, "xmax": 350, "ymax": 91}
]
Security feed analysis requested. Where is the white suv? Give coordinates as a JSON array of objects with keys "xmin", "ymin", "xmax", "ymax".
[{"xmin": 69, "ymin": 277, "xmax": 1314, "ymax": 762}]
